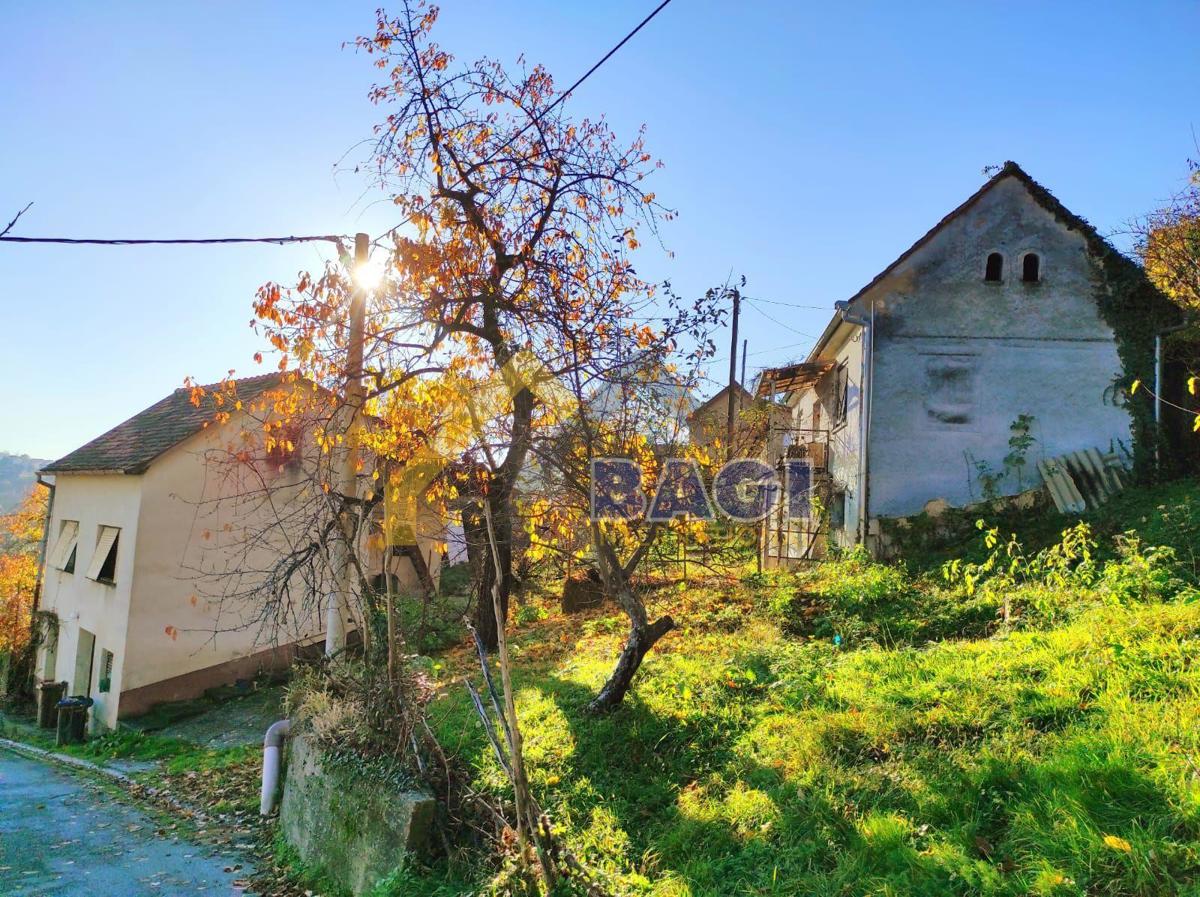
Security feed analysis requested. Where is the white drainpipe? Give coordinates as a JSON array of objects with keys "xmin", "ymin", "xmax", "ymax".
[
  {"xmin": 260, "ymin": 718, "xmax": 291, "ymax": 816},
  {"xmin": 834, "ymin": 300, "xmax": 874, "ymax": 546}
]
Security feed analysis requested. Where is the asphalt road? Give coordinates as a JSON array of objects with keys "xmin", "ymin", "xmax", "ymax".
[{"xmin": 0, "ymin": 748, "xmax": 253, "ymax": 896}]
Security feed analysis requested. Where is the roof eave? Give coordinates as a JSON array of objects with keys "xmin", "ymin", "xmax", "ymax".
[{"xmin": 37, "ymin": 467, "xmax": 133, "ymax": 476}]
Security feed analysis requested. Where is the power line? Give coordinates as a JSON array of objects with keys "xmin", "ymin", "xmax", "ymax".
[
  {"xmin": 748, "ymin": 340, "xmax": 809, "ymax": 357},
  {"xmin": 708, "ymin": 339, "xmax": 812, "ymax": 367},
  {"xmin": 373, "ymin": 0, "xmax": 675, "ymax": 244},
  {"xmin": 2, "ymin": 4, "xmax": 673, "ymax": 252},
  {"xmin": 743, "ymin": 299, "xmax": 820, "ymax": 339},
  {"xmin": 542, "ymin": 0, "xmax": 673, "ymax": 130},
  {"xmin": 746, "ymin": 294, "xmax": 833, "ymax": 310},
  {"xmin": 0, "ymin": 234, "xmax": 345, "ymax": 247}
]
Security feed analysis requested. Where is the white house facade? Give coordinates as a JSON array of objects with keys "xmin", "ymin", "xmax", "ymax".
[{"xmin": 37, "ymin": 373, "xmax": 443, "ymax": 730}]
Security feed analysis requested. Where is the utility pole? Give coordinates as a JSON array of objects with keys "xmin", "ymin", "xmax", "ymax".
[
  {"xmin": 725, "ymin": 287, "xmax": 741, "ymax": 461},
  {"xmin": 326, "ymin": 232, "xmax": 369, "ymax": 656},
  {"xmin": 740, "ymin": 338, "xmax": 747, "ymax": 389}
]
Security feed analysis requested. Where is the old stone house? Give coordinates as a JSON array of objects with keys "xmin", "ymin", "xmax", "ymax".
[
  {"xmin": 36, "ymin": 373, "xmax": 443, "ymax": 730},
  {"xmin": 687, "ymin": 383, "xmax": 790, "ymax": 459},
  {"xmin": 758, "ymin": 162, "xmax": 1175, "ymax": 563}
]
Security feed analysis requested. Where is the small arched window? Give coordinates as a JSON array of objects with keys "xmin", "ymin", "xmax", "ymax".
[
  {"xmin": 984, "ymin": 252, "xmax": 1004, "ymax": 282},
  {"xmin": 1022, "ymin": 253, "xmax": 1040, "ymax": 282}
]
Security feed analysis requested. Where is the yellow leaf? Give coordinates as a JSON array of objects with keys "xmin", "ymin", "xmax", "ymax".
[
  {"xmin": 1189, "ymin": 376, "xmax": 1197, "ymax": 396},
  {"xmin": 1103, "ymin": 834, "xmax": 1132, "ymax": 853},
  {"xmin": 1193, "ymin": 414, "xmax": 1200, "ymax": 433},
  {"xmin": 1129, "ymin": 379, "xmax": 1141, "ymax": 395}
]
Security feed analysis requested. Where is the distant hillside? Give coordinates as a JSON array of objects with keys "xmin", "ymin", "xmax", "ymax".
[{"xmin": 0, "ymin": 452, "xmax": 48, "ymax": 512}]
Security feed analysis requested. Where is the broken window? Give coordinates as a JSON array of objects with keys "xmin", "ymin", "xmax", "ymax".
[
  {"xmin": 923, "ymin": 354, "xmax": 978, "ymax": 425},
  {"xmin": 1022, "ymin": 253, "xmax": 1040, "ymax": 282},
  {"xmin": 985, "ymin": 253, "xmax": 1004, "ymax": 282},
  {"xmin": 87, "ymin": 525, "xmax": 120, "ymax": 584}
]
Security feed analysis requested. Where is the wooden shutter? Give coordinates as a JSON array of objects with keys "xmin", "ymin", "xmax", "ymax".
[
  {"xmin": 49, "ymin": 520, "xmax": 79, "ymax": 569},
  {"xmin": 87, "ymin": 526, "xmax": 120, "ymax": 581}
]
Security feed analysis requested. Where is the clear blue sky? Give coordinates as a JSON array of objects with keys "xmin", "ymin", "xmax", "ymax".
[{"xmin": 1, "ymin": 1, "xmax": 1197, "ymax": 460}]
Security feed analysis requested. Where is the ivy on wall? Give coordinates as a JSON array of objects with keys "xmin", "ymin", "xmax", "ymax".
[
  {"xmin": 1001, "ymin": 162, "xmax": 1183, "ymax": 477},
  {"xmin": 1091, "ymin": 247, "xmax": 1182, "ymax": 477}
]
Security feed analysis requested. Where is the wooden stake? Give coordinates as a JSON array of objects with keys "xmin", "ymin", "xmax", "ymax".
[{"xmin": 482, "ymin": 500, "xmax": 555, "ymax": 888}]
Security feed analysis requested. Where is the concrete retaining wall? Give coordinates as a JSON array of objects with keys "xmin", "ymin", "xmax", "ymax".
[{"xmin": 280, "ymin": 733, "xmax": 435, "ymax": 896}]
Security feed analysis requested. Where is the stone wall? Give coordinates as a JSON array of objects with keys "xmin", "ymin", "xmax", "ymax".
[{"xmin": 280, "ymin": 733, "xmax": 435, "ymax": 896}]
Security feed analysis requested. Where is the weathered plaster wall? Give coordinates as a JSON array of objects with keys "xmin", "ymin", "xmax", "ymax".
[
  {"xmin": 786, "ymin": 322, "xmax": 864, "ymax": 546},
  {"xmin": 37, "ymin": 473, "xmax": 143, "ymax": 730},
  {"xmin": 121, "ymin": 418, "xmax": 327, "ymax": 697},
  {"xmin": 121, "ymin": 412, "xmax": 445, "ymax": 706},
  {"xmin": 865, "ymin": 176, "xmax": 1130, "ymax": 518}
]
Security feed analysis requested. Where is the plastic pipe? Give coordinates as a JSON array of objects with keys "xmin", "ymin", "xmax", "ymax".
[{"xmin": 260, "ymin": 718, "xmax": 291, "ymax": 816}]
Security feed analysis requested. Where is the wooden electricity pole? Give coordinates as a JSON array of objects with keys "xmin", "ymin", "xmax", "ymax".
[
  {"xmin": 326, "ymin": 232, "xmax": 369, "ymax": 655},
  {"xmin": 725, "ymin": 287, "xmax": 741, "ymax": 461}
]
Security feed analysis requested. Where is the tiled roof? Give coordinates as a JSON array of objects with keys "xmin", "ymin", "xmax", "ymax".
[{"xmin": 42, "ymin": 373, "xmax": 284, "ymax": 475}]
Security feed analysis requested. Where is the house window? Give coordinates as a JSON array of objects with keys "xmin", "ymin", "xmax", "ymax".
[
  {"xmin": 830, "ymin": 489, "xmax": 847, "ymax": 529},
  {"xmin": 1022, "ymin": 253, "xmax": 1040, "ymax": 282},
  {"xmin": 87, "ymin": 525, "xmax": 120, "ymax": 585},
  {"xmin": 984, "ymin": 252, "xmax": 1004, "ymax": 282},
  {"xmin": 49, "ymin": 520, "xmax": 79, "ymax": 573},
  {"xmin": 99, "ymin": 650, "xmax": 114, "ymax": 693},
  {"xmin": 266, "ymin": 424, "xmax": 302, "ymax": 470},
  {"xmin": 831, "ymin": 363, "xmax": 849, "ymax": 427}
]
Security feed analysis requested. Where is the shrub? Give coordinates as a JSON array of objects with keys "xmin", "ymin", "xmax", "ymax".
[
  {"xmin": 1099, "ymin": 534, "xmax": 1184, "ymax": 604},
  {"xmin": 765, "ymin": 550, "xmax": 997, "ymax": 647}
]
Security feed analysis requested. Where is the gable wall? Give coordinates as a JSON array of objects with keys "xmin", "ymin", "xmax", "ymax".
[
  {"xmin": 690, "ymin": 387, "xmax": 754, "ymax": 453},
  {"xmin": 866, "ymin": 176, "xmax": 1130, "ymax": 519}
]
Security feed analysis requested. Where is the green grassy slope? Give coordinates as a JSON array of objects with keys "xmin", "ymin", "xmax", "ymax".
[{"xmin": 408, "ymin": 479, "xmax": 1200, "ymax": 897}]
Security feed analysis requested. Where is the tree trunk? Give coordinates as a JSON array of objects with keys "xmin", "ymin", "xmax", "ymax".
[
  {"xmin": 587, "ymin": 615, "xmax": 674, "ymax": 713},
  {"xmin": 466, "ymin": 491, "xmax": 513, "ymax": 652},
  {"xmin": 585, "ymin": 523, "xmax": 675, "ymax": 712}
]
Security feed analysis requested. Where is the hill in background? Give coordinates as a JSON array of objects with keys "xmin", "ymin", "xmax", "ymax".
[{"xmin": 0, "ymin": 452, "xmax": 48, "ymax": 512}]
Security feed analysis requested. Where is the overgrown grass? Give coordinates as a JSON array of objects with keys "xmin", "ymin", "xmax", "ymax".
[
  {"xmin": 70, "ymin": 728, "xmax": 193, "ymax": 762},
  {"xmin": 755, "ymin": 549, "xmax": 1001, "ymax": 648},
  {"xmin": 898, "ymin": 478, "xmax": 1200, "ymax": 580},
  {"xmin": 404, "ymin": 479, "xmax": 1200, "ymax": 896}
]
